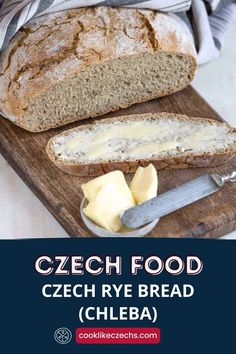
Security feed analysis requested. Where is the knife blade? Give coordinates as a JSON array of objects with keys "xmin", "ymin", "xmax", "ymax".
[{"xmin": 121, "ymin": 172, "xmax": 236, "ymax": 229}]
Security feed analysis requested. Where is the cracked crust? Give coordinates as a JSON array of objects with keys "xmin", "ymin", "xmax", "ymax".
[
  {"xmin": 0, "ymin": 7, "xmax": 197, "ymax": 130},
  {"xmin": 46, "ymin": 113, "xmax": 236, "ymax": 176}
]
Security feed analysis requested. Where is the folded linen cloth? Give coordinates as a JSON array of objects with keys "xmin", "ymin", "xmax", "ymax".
[
  {"xmin": 0, "ymin": 0, "xmax": 235, "ymax": 64},
  {"xmin": 191, "ymin": 0, "xmax": 236, "ymax": 63}
]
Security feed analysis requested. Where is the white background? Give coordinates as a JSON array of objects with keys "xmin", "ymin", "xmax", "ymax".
[{"xmin": 0, "ymin": 21, "xmax": 236, "ymax": 239}]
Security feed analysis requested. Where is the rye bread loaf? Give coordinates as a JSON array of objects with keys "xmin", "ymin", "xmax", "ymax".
[
  {"xmin": 0, "ymin": 7, "xmax": 197, "ymax": 132},
  {"xmin": 46, "ymin": 113, "xmax": 236, "ymax": 176}
]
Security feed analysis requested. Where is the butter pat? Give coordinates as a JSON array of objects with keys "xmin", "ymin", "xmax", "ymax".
[
  {"xmin": 83, "ymin": 181, "xmax": 135, "ymax": 232},
  {"xmin": 81, "ymin": 165, "xmax": 158, "ymax": 232},
  {"xmin": 130, "ymin": 164, "xmax": 158, "ymax": 204},
  {"xmin": 81, "ymin": 170, "xmax": 134, "ymax": 203}
]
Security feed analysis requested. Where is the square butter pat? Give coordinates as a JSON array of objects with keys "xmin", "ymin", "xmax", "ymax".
[
  {"xmin": 81, "ymin": 170, "xmax": 134, "ymax": 203},
  {"xmin": 130, "ymin": 164, "xmax": 158, "ymax": 204},
  {"xmin": 83, "ymin": 181, "xmax": 135, "ymax": 232}
]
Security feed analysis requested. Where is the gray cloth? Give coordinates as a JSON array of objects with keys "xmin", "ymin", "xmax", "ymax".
[
  {"xmin": 0, "ymin": 0, "xmax": 235, "ymax": 63},
  {"xmin": 192, "ymin": 0, "xmax": 236, "ymax": 63}
]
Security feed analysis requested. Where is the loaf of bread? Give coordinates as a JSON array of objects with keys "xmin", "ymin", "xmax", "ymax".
[
  {"xmin": 46, "ymin": 113, "xmax": 236, "ymax": 176},
  {"xmin": 0, "ymin": 7, "xmax": 197, "ymax": 132}
]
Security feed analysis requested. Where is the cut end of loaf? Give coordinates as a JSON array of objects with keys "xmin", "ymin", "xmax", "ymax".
[
  {"xmin": 47, "ymin": 113, "xmax": 236, "ymax": 176},
  {"xmin": 23, "ymin": 52, "xmax": 196, "ymax": 132}
]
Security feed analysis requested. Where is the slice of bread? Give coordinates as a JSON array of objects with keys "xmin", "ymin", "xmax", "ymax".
[{"xmin": 46, "ymin": 113, "xmax": 236, "ymax": 176}]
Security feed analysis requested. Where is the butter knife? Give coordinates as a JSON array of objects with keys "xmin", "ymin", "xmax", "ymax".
[{"xmin": 121, "ymin": 171, "xmax": 236, "ymax": 228}]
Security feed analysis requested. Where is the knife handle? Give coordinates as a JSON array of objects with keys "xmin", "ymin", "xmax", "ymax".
[
  {"xmin": 222, "ymin": 171, "xmax": 236, "ymax": 183},
  {"xmin": 212, "ymin": 171, "xmax": 236, "ymax": 187}
]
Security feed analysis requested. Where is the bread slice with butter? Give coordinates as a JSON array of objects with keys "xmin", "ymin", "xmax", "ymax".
[{"xmin": 47, "ymin": 113, "xmax": 236, "ymax": 176}]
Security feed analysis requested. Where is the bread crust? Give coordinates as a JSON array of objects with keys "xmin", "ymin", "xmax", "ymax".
[
  {"xmin": 0, "ymin": 7, "xmax": 197, "ymax": 132},
  {"xmin": 46, "ymin": 113, "xmax": 236, "ymax": 176}
]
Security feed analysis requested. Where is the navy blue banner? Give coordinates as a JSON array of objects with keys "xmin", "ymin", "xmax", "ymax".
[{"xmin": 0, "ymin": 238, "xmax": 235, "ymax": 353}]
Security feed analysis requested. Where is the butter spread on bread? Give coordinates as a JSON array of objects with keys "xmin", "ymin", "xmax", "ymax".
[{"xmin": 47, "ymin": 113, "xmax": 236, "ymax": 176}]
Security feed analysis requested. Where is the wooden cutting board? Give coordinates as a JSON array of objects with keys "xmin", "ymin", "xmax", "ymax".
[{"xmin": 0, "ymin": 86, "xmax": 236, "ymax": 238}]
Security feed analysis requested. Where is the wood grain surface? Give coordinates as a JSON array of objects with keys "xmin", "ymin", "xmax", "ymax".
[{"xmin": 0, "ymin": 86, "xmax": 236, "ymax": 238}]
